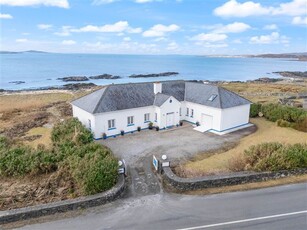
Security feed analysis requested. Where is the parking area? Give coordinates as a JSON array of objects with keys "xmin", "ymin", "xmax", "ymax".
[{"xmin": 98, "ymin": 122, "xmax": 255, "ymax": 167}]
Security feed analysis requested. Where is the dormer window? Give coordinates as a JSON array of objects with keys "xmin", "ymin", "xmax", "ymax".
[{"xmin": 208, "ymin": 94, "xmax": 217, "ymax": 101}]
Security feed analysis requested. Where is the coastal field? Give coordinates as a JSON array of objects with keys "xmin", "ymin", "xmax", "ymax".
[
  {"xmin": 176, "ymin": 117, "xmax": 307, "ymax": 177},
  {"xmin": 0, "ymin": 77, "xmax": 306, "ymax": 210}
]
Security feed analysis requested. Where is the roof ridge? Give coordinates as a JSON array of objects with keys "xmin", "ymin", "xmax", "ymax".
[
  {"xmin": 70, "ymin": 86, "xmax": 105, "ymax": 104},
  {"xmin": 217, "ymin": 86, "xmax": 222, "ymax": 108},
  {"xmin": 93, "ymin": 85, "xmax": 110, "ymax": 113},
  {"xmin": 218, "ymin": 86, "xmax": 253, "ymax": 105},
  {"xmin": 103, "ymin": 79, "xmax": 185, "ymax": 88}
]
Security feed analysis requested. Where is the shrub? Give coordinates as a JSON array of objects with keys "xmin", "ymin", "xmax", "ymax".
[
  {"xmin": 250, "ymin": 103, "xmax": 262, "ymax": 118},
  {"xmin": 261, "ymin": 103, "xmax": 306, "ymax": 123},
  {"xmin": 102, "ymin": 133, "xmax": 107, "ymax": 139},
  {"xmin": 156, "ymin": 126, "xmax": 160, "ymax": 131},
  {"xmin": 276, "ymin": 119, "xmax": 292, "ymax": 128},
  {"xmin": 51, "ymin": 118, "xmax": 93, "ymax": 146},
  {"xmin": 293, "ymin": 116, "xmax": 307, "ymax": 132},
  {"xmin": 229, "ymin": 142, "xmax": 307, "ymax": 172},
  {"xmin": 0, "ymin": 119, "xmax": 118, "ymax": 195},
  {"xmin": 148, "ymin": 122, "xmax": 153, "ymax": 130},
  {"xmin": 67, "ymin": 143, "xmax": 118, "ymax": 195}
]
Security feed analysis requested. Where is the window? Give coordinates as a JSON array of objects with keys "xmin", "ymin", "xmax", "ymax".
[
  {"xmin": 186, "ymin": 108, "xmax": 189, "ymax": 116},
  {"xmin": 127, "ymin": 116, "xmax": 134, "ymax": 126},
  {"xmin": 108, "ymin": 119, "xmax": 115, "ymax": 129},
  {"xmin": 144, "ymin": 113, "xmax": 150, "ymax": 122},
  {"xmin": 208, "ymin": 94, "xmax": 217, "ymax": 101},
  {"xmin": 191, "ymin": 109, "xmax": 194, "ymax": 118},
  {"xmin": 179, "ymin": 108, "xmax": 182, "ymax": 116},
  {"xmin": 155, "ymin": 113, "xmax": 157, "ymax": 121}
]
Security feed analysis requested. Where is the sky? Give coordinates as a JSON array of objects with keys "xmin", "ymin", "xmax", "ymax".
[{"xmin": 0, "ymin": 0, "xmax": 306, "ymax": 55}]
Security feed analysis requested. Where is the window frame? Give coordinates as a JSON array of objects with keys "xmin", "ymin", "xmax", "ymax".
[
  {"xmin": 108, "ymin": 119, "xmax": 116, "ymax": 130},
  {"xmin": 127, "ymin": 116, "xmax": 134, "ymax": 126},
  {"xmin": 191, "ymin": 109, "xmax": 194, "ymax": 118},
  {"xmin": 186, "ymin": 108, "xmax": 189, "ymax": 116},
  {"xmin": 144, "ymin": 113, "xmax": 150, "ymax": 122}
]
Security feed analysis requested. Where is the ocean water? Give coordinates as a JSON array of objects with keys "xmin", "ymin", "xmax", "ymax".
[{"xmin": 1, "ymin": 53, "xmax": 306, "ymax": 90}]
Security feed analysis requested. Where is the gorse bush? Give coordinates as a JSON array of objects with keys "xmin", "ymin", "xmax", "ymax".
[
  {"xmin": 0, "ymin": 118, "xmax": 118, "ymax": 195},
  {"xmin": 250, "ymin": 103, "xmax": 262, "ymax": 118},
  {"xmin": 261, "ymin": 103, "xmax": 306, "ymax": 123},
  {"xmin": 51, "ymin": 118, "xmax": 93, "ymax": 146},
  {"xmin": 229, "ymin": 142, "xmax": 307, "ymax": 172},
  {"xmin": 250, "ymin": 103, "xmax": 307, "ymax": 132}
]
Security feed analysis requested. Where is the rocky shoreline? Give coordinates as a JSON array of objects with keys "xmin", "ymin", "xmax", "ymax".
[{"xmin": 273, "ymin": 71, "xmax": 307, "ymax": 79}]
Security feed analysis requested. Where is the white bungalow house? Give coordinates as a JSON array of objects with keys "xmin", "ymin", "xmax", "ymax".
[{"xmin": 71, "ymin": 80, "xmax": 252, "ymax": 139}]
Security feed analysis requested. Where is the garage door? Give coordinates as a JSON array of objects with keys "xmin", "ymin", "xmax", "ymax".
[
  {"xmin": 201, "ymin": 114, "xmax": 213, "ymax": 131},
  {"xmin": 166, "ymin": 112, "xmax": 175, "ymax": 128}
]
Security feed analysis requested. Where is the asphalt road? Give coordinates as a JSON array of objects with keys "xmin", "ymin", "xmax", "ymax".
[{"xmin": 16, "ymin": 183, "xmax": 307, "ymax": 230}]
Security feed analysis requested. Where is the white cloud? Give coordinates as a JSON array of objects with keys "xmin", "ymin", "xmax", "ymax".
[
  {"xmin": 123, "ymin": 37, "xmax": 131, "ymax": 41},
  {"xmin": 191, "ymin": 33, "xmax": 228, "ymax": 42},
  {"xmin": 54, "ymin": 26, "xmax": 72, "ymax": 36},
  {"xmin": 166, "ymin": 42, "xmax": 179, "ymax": 51},
  {"xmin": 214, "ymin": 0, "xmax": 306, "ymax": 18},
  {"xmin": 135, "ymin": 0, "xmax": 154, "ymax": 3},
  {"xmin": 214, "ymin": 0, "xmax": 270, "ymax": 17},
  {"xmin": 62, "ymin": 40, "xmax": 76, "ymax": 45},
  {"xmin": 292, "ymin": 16, "xmax": 307, "ymax": 25},
  {"xmin": 233, "ymin": 39, "xmax": 242, "ymax": 44},
  {"xmin": 212, "ymin": 22, "xmax": 251, "ymax": 33},
  {"xmin": 71, "ymin": 21, "xmax": 142, "ymax": 34},
  {"xmin": 37, "ymin": 24, "xmax": 53, "ymax": 30},
  {"xmin": 92, "ymin": 0, "xmax": 117, "ymax": 5},
  {"xmin": 16, "ymin": 38, "xmax": 28, "ymax": 43},
  {"xmin": 143, "ymin": 24, "xmax": 180, "ymax": 37},
  {"xmin": 272, "ymin": 0, "xmax": 306, "ymax": 16},
  {"xmin": 0, "ymin": 13, "xmax": 13, "ymax": 19},
  {"xmin": 0, "ymin": 0, "xmax": 69, "ymax": 8},
  {"xmin": 263, "ymin": 24, "xmax": 278, "ymax": 30},
  {"xmin": 250, "ymin": 32, "xmax": 289, "ymax": 44}
]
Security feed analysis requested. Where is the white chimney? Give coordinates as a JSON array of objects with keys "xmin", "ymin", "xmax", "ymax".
[{"xmin": 154, "ymin": 82, "xmax": 162, "ymax": 94}]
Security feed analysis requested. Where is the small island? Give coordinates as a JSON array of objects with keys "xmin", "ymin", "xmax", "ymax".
[
  {"xmin": 89, "ymin": 74, "xmax": 121, "ymax": 79},
  {"xmin": 9, "ymin": 81, "xmax": 25, "ymax": 84},
  {"xmin": 57, "ymin": 76, "xmax": 89, "ymax": 82},
  {"xmin": 129, "ymin": 72, "xmax": 179, "ymax": 78}
]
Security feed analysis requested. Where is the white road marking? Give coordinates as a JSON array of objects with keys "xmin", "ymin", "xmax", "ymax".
[{"xmin": 176, "ymin": 210, "xmax": 307, "ymax": 230}]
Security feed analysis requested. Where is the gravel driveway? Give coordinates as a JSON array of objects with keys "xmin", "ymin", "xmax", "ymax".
[
  {"xmin": 100, "ymin": 122, "xmax": 255, "ymax": 197},
  {"xmin": 98, "ymin": 122, "xmax": 255, "ymax": 166}
]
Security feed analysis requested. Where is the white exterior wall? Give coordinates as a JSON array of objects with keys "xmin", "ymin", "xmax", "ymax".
[
  {"xmin": 72, "ymin": 105, "xmax": 96, "ymax": 131},
  {"xmin": 93, "ymin": 106, "xmax": 156, "ymax": 138},
  {"xmin": 181, "ymin": 101, "xmax": 222, "ymax": 131},
  {"xmin": 72, "ymin": 100, "xmax": 251, "ymax": 139},
  {"xmin": 220, "ymin": 104, "xmax": 250, "ymax": 131},
  {"xmin": 158, "ymin": 96, "xmax": 181, "ymax": 129}
]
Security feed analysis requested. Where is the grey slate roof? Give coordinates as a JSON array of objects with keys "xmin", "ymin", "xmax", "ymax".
[
  {"xmin": 71, "ymin": 80, "xmax": 251, "ymax": 113},
  {"xmin": 154, "ymin": 93, "xmax": 171, "ymax": 106}
]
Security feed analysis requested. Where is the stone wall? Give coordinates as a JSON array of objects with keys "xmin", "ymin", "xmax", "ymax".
[
  {"xmin": 162, "ymin": 167, "xmax": 307, "ymax": 191},
  {"xmin": 0, "ymin": 175, "xmax": 125, "ymax": 224}
]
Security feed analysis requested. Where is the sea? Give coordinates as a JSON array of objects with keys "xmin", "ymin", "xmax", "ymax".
[{"xmin": 1, "ymin": 52, "xmax": 306, "ymax": 90}]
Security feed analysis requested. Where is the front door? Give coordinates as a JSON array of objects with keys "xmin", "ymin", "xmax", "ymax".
[{"xmin": 166, "ymin": 112, "xmax": 174, "ymax": 127}]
